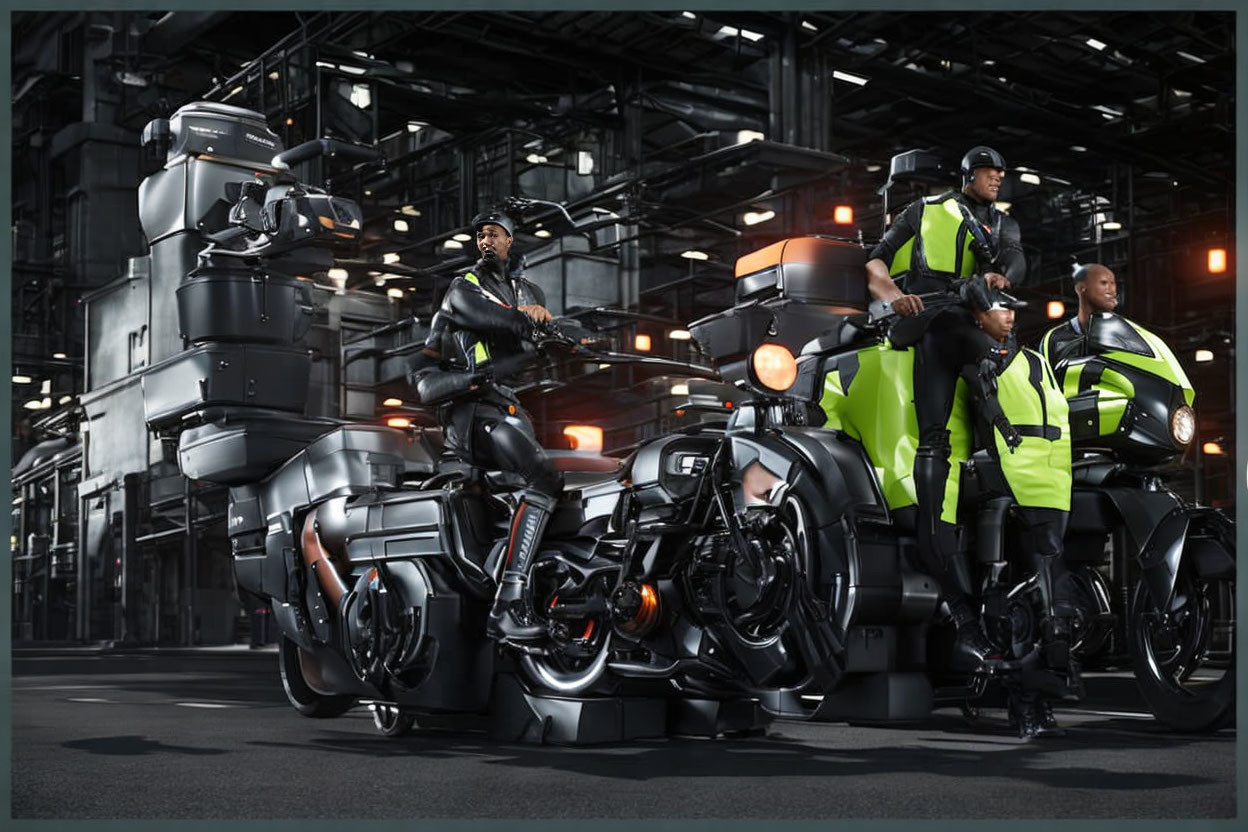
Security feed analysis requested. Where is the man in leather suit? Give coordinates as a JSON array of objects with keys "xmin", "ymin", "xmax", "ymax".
[
  {"xmin": 411, "ymin": 209, "xmax": 560, "ymax": 643},
  {"xmin": 864, "ymin": 146, "xmax": 1026, "ymax": 669},
  {"xmin": 1039, "ymin": 263, "xmax": 1119, "ymax": 366}
]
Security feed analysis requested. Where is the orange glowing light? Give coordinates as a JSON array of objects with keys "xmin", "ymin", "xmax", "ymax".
[
  {"xmin": 833, "ymin": 205, "xmax": 854, "ymax": 225},
  {"xmin": 386, "ymin": 416, "xmax": 412, "ymax": 429},
  {"xmin": 1046, "ymin": 300, "xmax": 1065, "ymax": 319},
  {"xmin": 563, "ymin": 424, "xmax": 604, "ymax": 452},
  {"xmin": 1208, "ymin": 248, "xmax": 1227, "ymax": 273},
  {"xmin": 1203, "ymin": 442, "xmax": 1224, "ymax": 455},
  {"xmin": 634, "ymin": 333, "xmax": 652, "ymax": 352}
]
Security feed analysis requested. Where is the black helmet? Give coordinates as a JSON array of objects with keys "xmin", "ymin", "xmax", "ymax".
[
  {"xmin": 960, "ymin": 145, "xmax": 1007, "ymax": 186},
  {"xmin": 470, "ymin": 209, "xmax": 515, "ymax": 238}
]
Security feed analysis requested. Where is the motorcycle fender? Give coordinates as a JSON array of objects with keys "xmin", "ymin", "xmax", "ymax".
[
  {"xmin": 1189, "ymin": 536, "xmax": 1235, "ymax": 581},
  {"xmin": 270, "ymin": 600, "xmax": 315, "ymax": 651},
  {"xmin": 1136, "ymin": 508, "xmax": 1189, "ymax": 612}
]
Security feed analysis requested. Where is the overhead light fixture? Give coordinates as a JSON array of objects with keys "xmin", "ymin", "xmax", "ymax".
[
  {"xmin": 634, "ymin": 334, "xmax": 653, "ymax": 351},
  {"xmin": 742, "ymin": 209, "xmax": 776, "ymax": 226},
  {"xmin": 525, "ymin": 153, "xmax": 548, "ymax": 164},
  {"xmin": 801, "ymin": 20, "xmax": 818, "ymax": 32},
  {"xmin": 1102, "ymin": 221, "xmax": 1122, "ymax": 231},
  {"xmin": 386, "ymin": 287, "xmax": 405, "ymax": 299},
  {"xmin": 682, "ymin": 11, "xmax": 697, "ymax": 20},
  {"xmin": 40, "ymin": 379, "xmax": 51, "ymax": 395},
  {"xmin": 382, "ymin": 252, "xmax": 401, "ymax": 264},
  {"xmin": 58, "ymin": 395, "xmax": 72, "ymax": 405},
  {"xmin": 670, "ymin": 383, "xmax": 690, "ymax": 397},
  {"xmin": 222, "ymin": 85, "xmax": 245, "ymax": 101},
  {"xmin": 832, "ymin": 70, "xmax": 869, "ymax": 86},
  {"xmin": 407, "ymin": 121, "xmax": 425, "ymax": 133},
  {"xmin": 400, "ymin": 205, "xmax": 421, "ymax": 216},
  {"xmin": 982, "ymin": 59, "xmax": 996, "ymax": 66},
  {"xmin": 1070, "ymin": 145, "xmax": 1088, "ymax": 152},
  {"xmin": 1085, "ymin": 37, "xmax": 1108, "ymax": 51},
  {"xmin": 1195, "ymin": 349, "xmax": 1214, "ymax": 363},
  {"xmin": 739, "ymin": 29, "xmax": 764, "ymax": 42},
  {"xmin": 993, "ymin": 201, "xmax": 1012, "ymax": 213},
  {"xmin": 315, "ymin": 61, "xmax": 337, "ymax": 69},
  {"xmin": 268, "ymin": 70, "xmax": 280, "ymax": 81},
  {"xmin": 716, "ymin": 25, "xmax": 741, "ymax": 38},
  {"xmin": 382, "ymin": 397, "xmax": 404, "ymax": 407},
  {"xmin": 1046, "ymin": 300, "xmax": 1066, "ymax": 319},
  {"xmin": 736, "ymin": 129, "xmax": 765, "ymax": 144},
  {"xmin": 12, "ymin": 374, "xmax": 32, "ymax": 384},
  {"xmin": 1019, "ymin": 173, "xmax": 1041, "ymax": 185},
  {"xmin": 1202, "ymin": 441, "xmax": 1224, "ymax": 455},
  {"xmin": 534, "ymin": 229, "xmax": 552, "ymax": 238},
  {"xmin": 577, "ymin": 151, "xmax": 595, "ymax": 176},
  {"xmin": 52, "ymin": 352, "xmax": 67, "ymax": 359},
  {"xmin": 1207, "ymin": 248, "xmax": 1227, "ymax": 273},
  {"xmin": 443, "ymin": 239, "xmax": 464, "ymax": 251},
  {"xmin": 563, "ymin": 425, "xmax": 604, "ymax": 453},
  {"xmin": 833, "ymin": 205, "xmax": 854, "ymax": 225},
  {"xmin": 339, "ymin": 64, "xmax": 367, "ymax": 76},
  {"xmin": 393, "ymin": 219, "xmax": 409, "ymax": 232},
  {"xmin": 680, "ymin": 250, "xmax": 709, "ymax": 261},
  {"xmin": 23, "ymin": 399, "xmax": 44, "ymax": 410},
  {"xmin": 1177, "ymin": 51, "xmax": 1206, "ymax": 64},
  {"xmin": 668, "ymin": 329, "xmax": 693, "ymax": 341},
  {"xmin": 453, "ymin": 233, "xmax": 472, "ymax": 242},
  {"xmin": 866, "ymin": 164, "xmax": 882, "ymax": 172},
  {"xmin": 386, "ymin": 416, "xmax": 412, "ymax": 429},
  {"xmin": 1093, "ymin": 104, "xmax": 1123, "ymax": 117}
]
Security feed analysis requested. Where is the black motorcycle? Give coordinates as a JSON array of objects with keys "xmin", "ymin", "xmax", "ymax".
[{"xmin": 687, "ymin": 235, "xmax": 1234, "ymax": 730}]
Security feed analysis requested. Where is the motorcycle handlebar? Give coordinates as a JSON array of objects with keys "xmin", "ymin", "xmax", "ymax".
[{"xmin": 271, "ymin": 138, "xmax": 385, "ymax": 171}]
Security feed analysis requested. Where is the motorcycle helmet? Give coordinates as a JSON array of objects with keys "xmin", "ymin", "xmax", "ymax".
[
  {"xmin": 471, "ymin": 209, "xmax": 515, "ymax": 238},
  {"xmin": 960, "ymin": 145, "xmax": 1008, "ymax": 186}
]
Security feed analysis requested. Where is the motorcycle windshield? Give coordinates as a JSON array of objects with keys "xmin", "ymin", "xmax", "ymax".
[{"xmin": 1085, "ymin": 313, "xmax": 1195, "ymax": 406}]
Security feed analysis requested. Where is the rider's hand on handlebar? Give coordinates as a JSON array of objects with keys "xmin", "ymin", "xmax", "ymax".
[
  {"xmin": 984, "ymin": 272, "xmax": 1011, "ymax": 290},
  {"xmin": 520, "ymin": 304, "xmax": 553, "ymax": 324},
  {"xmin": 891, "ymin": 294, "xmax": 925, "ymax": 317}
]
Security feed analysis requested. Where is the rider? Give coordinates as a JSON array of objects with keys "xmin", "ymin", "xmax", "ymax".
[
  {"xmin": 1039, "ymin": 263, "xmax": 1118, "ymax": 366},
  {"xmin": 864, "ymin": 145, "xmax": 1025, "ymax": 669},
  {"xmin": 411, "ymin": 209, "xmax": 561, "ymax": 644},
  {"xmin": 969, "ymin": 297, "xmax": 1080, "ymax": 738}
]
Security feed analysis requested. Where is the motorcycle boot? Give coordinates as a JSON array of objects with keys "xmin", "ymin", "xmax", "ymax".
[
  {"xmin": 1019, "ymin": 508, "xmax": 1080, "ymax": 671},
  {"xmin": 1008, "ymin": 692, "xmax": 1066, "ymax": 739},
  {"xmin": 915, "ymin": 445, "xmax": 1008, "ymax": 671},
  {"xmin": 487, "ymin": 491, "xmax": 558, "ymax": 643}
]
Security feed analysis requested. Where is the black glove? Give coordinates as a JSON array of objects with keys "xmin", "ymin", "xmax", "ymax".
[{"xmin": 958, "ymin": 274, "xmax": 994, "ymax": 312}]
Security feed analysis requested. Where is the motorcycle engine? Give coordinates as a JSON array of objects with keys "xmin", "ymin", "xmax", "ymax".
[{"xmin": 340, "ymin": 560, "xmax": 434, "ymax": 692}]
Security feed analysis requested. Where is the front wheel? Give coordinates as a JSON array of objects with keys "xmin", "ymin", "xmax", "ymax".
[
  {"xmin": 1128, "ymin": 567, "xmax": 1235, "ymax": 732},
  {"xmin": 278, "ymin": 636, "xmax": 356, "ymax": 718}
]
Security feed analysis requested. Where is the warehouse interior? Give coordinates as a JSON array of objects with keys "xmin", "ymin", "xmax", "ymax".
[{"xmin": 8, "ymin": 10, "xmax": 1235, "ymax": 644}]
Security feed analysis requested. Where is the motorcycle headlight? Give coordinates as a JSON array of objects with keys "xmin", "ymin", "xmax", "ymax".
[
  {"xmin": 1170, "ymin": 405, "xmax": 1196, "ymax": 446},
  {"xmin": 751, "ymin": 343, "xmax": 797, "ymax": 392}
]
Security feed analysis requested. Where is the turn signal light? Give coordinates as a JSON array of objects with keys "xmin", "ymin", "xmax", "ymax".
[{"xmin": 1203, "ymin": 442, "xmax": 1224, "ymax": 455}]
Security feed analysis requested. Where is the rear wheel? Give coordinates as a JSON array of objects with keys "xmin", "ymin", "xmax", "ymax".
[
  {"xmin": 278, "ymin": 636, "xmax": 356, "ymax": 718},
  {"xmin": 1129, "ymin": 566, "xmax": 1235, "ymax": 732}
]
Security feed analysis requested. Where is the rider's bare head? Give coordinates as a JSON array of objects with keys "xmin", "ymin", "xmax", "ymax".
[
  {"xmin": 974, "ymin": 305, "xmax": 1015, "ymax": 343},
  {"xmin": 1074, "ymin": 264, "xmax": 1118, "ymax": 314}
]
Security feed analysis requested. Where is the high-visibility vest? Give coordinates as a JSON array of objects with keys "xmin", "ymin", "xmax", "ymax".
[
  {"xmin": 991, "ymin": 348, "xmax": 1072, "ymax": 511},
  {"xmin": 889, "ymin": 196, "xmax": 978, "ymax": 282}
]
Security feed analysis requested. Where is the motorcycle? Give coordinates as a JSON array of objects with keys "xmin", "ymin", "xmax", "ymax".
[
  {"xmin": 141, "ymin": 136, "xmax": 869, "ymax": 738},
  {"xmin": 688, "ymin": 235, "xmax": 1234, "ymax": 730},
  {"xmin": 1049, "ymin": 312, "xmax": 1235, "ymax": 731}
]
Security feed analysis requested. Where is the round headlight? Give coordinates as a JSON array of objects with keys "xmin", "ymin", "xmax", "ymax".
[
  {"xmin": 1170, "ymin": 405, "xmax": 1196, "ymax": 446},
  {"xmin": 751, "ymin": 343, "xmax": 797, "ymax": 392}
]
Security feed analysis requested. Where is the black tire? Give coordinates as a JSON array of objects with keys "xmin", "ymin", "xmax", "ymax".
[
  {"xmin": 371, "ymin": 703, "xmax": 416, "ymax": 737},
  {"xmin": 278, "ymin": 636, "xmax": 356, "ymax": 718},
  {"xmin": 1128, "ymin": 569, "xmax": 1235, "ymax": 732}
]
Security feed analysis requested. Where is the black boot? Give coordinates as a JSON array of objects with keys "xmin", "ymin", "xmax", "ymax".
[
  {"xmin": 486, "ymin": 493, "xmax": 556, "ymax": 643},
  {"xmin": 948, "ymin": 597, "xmax": 1007, "ymax": 670},
  {"xmin": 1010, "ymin": 694, "xmax": 1065, "ymax": 739}
]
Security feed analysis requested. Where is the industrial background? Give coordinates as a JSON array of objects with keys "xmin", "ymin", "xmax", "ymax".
[{"xmin": 9, "ymin": 10, "xmax": 1235, "ymax": 646}]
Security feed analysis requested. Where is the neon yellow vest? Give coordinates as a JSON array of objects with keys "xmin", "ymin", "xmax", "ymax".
[{"xmin": 888, "ymin": 196, "xmax": 977, "ymax": 281}]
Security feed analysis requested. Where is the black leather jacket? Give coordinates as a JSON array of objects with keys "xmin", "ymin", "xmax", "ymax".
[{"xmin": 410, "ymin": 257, "xmax": 545, "ymax": 405}]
